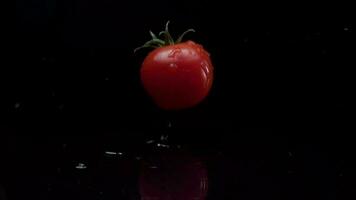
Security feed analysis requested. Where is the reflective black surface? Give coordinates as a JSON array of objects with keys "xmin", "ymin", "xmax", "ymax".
[
  {"xmin": 5, "ymin": 0, "xmax": 355, "ymax": 199},
  {"xmin": 2, "ymin": 129, "xmax": 353, "ymax": 200}
]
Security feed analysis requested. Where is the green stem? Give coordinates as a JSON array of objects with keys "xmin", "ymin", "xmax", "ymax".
[
  {"xmin": 134, "ymin": 21, "xmax": 196, "ymax": 52},
  {"xmin": 176, "ymin": 29, "xmax": 195, "ymax": 43}
]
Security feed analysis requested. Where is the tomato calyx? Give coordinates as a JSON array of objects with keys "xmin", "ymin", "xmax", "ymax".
[{"xmin": 134, "ymin": 21, "xmax": 195, "ymax": 52}]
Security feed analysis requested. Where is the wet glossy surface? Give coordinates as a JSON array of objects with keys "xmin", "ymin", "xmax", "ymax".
[
  {"xmin": 139, "ymin": 151, "xmax": 208, "ymax": 200},
  {"xmin": 2, "ymin": 128, "xmax": 353, "ymax": 200},
  {"xmin": 141, "ymin": 41, "xmax": 213, "ymax": 110}
]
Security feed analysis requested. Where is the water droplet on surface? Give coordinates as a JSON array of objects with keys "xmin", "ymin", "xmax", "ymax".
[
  {"xmin": 146, "ymin": 140, "xmax": 155, "ymax": 144},
  {"xmin": 168, "ymin": 48, "xmax": 182, "ymax": 58},
  {"xmin": 105, "ymin": 151, "xmax": 117, "ymax": 155},
  {"xmin": 76, "ymin": 163, "xmax": 87, "ymax": 170},
  {"xmin": 187, "ymin": 41, "xmax": 196, "ymax": 46},
  {"xmin": 157, "ymin": 143, "xmax": 170, "ymax": 148},
  {"xmin": 169, "ymin": 63, "xmax": 178, "ymax": 68},
  {"xmin": 160, "ymin": 134, "xmax": 168, "ymax": 141},
  {"xmin": 200, "ymin": 67, "xmax": 209, "ymax": 89},
  {"xmin": 104, "ymin": 151, "xmax": 124, "ymax": 158},
  {"xmin": 14, "ymin": 102, "xmax": 21, "ymax": 109}
]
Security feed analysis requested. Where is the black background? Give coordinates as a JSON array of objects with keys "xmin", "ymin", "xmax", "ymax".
[{"xmin": 3, "ymin": 0, "xmax": 354, "ymax": 199}]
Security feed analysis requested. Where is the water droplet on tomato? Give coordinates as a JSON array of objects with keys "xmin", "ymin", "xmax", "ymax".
[
  {"xmin": 168, "ymin": 48, "xmax": 182, "ymax": 58},
  {"xmin": 187, "ymin": 41, "xmax": 196, "ymax": 46},
  {"xmin": 200, "ymin": 61, "xmax": 211, "ymax": 89},
  {"xmin": 169, "ymin": 63, "xmax": 178, "ymax": 68},
  {"xmin": 200, "ymin": 68, "xmax": 208, "ymax": 88},
  {"xmin": 196, "ymin": 47, "xmax": 202, "ymax": 53}
]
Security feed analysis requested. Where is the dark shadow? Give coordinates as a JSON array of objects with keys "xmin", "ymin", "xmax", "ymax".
[{"xmin": 0, "ymin": 185, "xmax": 7, "ymax": 200}]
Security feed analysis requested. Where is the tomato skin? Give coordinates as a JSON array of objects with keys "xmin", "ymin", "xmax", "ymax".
[{"xmin": 141, "ymin": 41, "xmax": 214, "ymax": 110}]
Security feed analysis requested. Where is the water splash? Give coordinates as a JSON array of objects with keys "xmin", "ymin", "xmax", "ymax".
[
  {"xmin": 157, "ymin": 143, "xmax": 170, "ymax": 148},
  {"xmin": 146, "ymin": 140, "xmax": 155, "ymax": 144},
  {"xmin": 104, "ymin": 151, "xmax": 124, "ymax": 158},
  {"xmin": 105, "ymin": 151, "xmax": 122, "ymax": 155},
  {"xmin": 75, "ymin": 163, "xmax": 87, "ymax": 170}
]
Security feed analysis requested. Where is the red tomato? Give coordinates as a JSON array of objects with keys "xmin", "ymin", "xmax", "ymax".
[{"xmin": 137, "ymin": 22, "xmax": 214, "ymax": 110}]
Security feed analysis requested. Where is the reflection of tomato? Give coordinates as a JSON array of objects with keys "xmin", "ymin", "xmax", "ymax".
[
  {"xmin": 139, "ymin": 152, "xmax": 208, "ymax": 200},
  {"xmin": 137, "ymin": 22, "xmax": 214, "ymax": 110}
]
